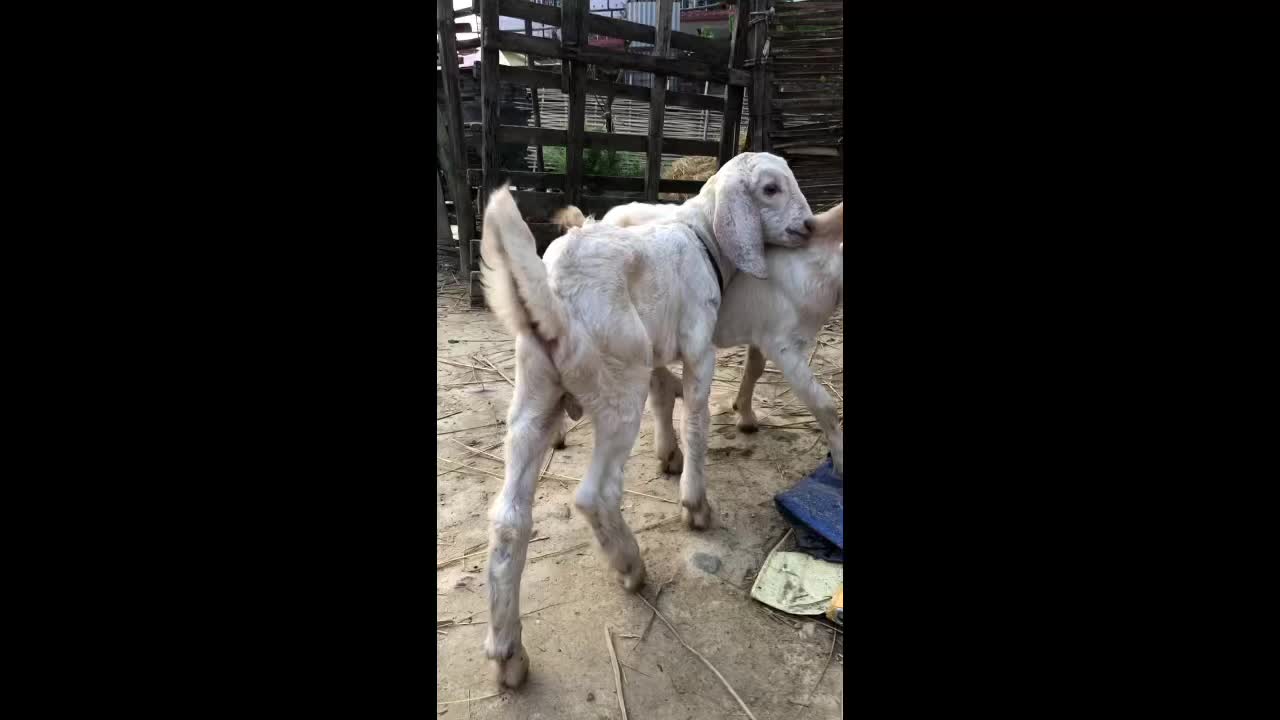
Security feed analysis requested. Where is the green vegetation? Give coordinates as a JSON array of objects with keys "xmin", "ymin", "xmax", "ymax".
[{"xmin": 540, "ymin": 146, "xmax": 646, "ymax": 178}]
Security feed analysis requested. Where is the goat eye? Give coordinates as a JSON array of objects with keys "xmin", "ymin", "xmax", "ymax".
[{"xmin": 763, "ymin": 183, "xmax": 779, "ymax": 196}]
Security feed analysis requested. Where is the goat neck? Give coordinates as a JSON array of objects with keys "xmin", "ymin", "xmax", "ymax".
[{"xmin": 674, "ymin": 191, "xmax": 735, "ymax": 292}]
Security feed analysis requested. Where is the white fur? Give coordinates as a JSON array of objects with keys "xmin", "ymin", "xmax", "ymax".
[
  {"xmin": 574, "ymin": 198, "xmax": 846, "ymax": 475},
  {"xmin": 598, "ymin": 201, "xmax": 681, "ymax": 228},
  {"xmin": 712, "ymin": 203, "xmax": 844, "ymax": 475},
  {"xmin": 477, "ymin": 152, "xmax": 812, "ymax": 688}
]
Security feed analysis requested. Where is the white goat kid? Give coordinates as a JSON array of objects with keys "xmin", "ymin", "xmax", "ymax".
[
  {"xmin": 681, "ymin": 202, "xmax": 843, "ymax": 475},
  {"xmin": 562, "ymin": 200, "xmax": 845, "ymax": 475},
  {"xmin": 479, "ymin": 152, "xmax": 814, "ymax": 688}
]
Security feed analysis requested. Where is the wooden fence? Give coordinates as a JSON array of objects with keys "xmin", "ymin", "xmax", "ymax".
[
  {"xmin": 767, "ymin": 0, "xmax": 844, "ymax": 213},
  {"xmin": 437, "ymin": 0, "xmax": 843, "ymax": 305}
]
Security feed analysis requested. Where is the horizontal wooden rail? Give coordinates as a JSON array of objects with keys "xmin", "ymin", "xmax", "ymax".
[
  {"xmin": 476, "ymin": 124, "xmax": 719, "ymax": 157},
  {"xmin": 772, "ymin": 97, "xmax": 843, "ymax": 111},
  {"xmin": 497, "ymin": 65, "xmax": 725, "ymax": 112},
  {"xmin": 492, "ymin": 31, "xmax": 748, "ymax": 86},
  {"xmin": 469, "ymin": 169, "xmax": 706, "ymax": 195},
  {"xmin": 496, "ymin": 0, "xmax": 730, "ymax": 65}
]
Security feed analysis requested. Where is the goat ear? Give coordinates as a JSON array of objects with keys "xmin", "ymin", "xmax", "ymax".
[{"xmin": 712, "ymin": 170, "xmax": 768, "ymax": 279}]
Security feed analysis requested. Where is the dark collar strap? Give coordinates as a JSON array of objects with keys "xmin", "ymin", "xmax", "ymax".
[{"xmin": 690, "ymin": 225, "xmax": 725, "ymax": 293}]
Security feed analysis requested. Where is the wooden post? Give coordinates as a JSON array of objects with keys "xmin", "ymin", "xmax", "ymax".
[
  {"xmin": 718, "ymin": 0, "xmax": 752, "ymax": 167},
  {"xmin": 480, "ymin": 0, "xmax": 503, "ymax": 198},
  {"xmin": 477, "ymin": 0, "xmax": 504, "ymax": 305},
  {"xmin": 644, "ymin": 0, "xmax": 674, "ymax": 202},
  {"xmin": 525, "ymin": 18, "xmax": 544, "ymax": 175},
  {"xmin": 437, "ymin": 2, "xmax": 475, "ymax": 287},
  {"xmin": 562, "ymin": 0, "xmax": 589, "ymax": 208},
  {"xmin": 436, "ymin": 168, "xmax": 453, "ymax": 262},
  {"xmin": 749, "ymin": 0, "xmax": 771, "ymax": 152}
]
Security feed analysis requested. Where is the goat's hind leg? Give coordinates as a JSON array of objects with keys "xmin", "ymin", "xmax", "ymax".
[
  {"xmin": 678, "ymin": 349, "xmax": 716, "ymax": 529},
  {"xmin": 649, "ymin": 367, "xmax": 683, "ymax": 474},
  {"xmin": 732, "ymin": 345, "xmax": 766, "ymax": 432},
  {"xmin": 576, "ymin": 381, "xmax": 649, "ymax": 591},
  {"xmin": 485, "ymin": 338, "xmax": 561, "ymax": 689}
]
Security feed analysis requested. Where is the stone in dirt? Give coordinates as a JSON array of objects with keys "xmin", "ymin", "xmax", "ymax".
[{"xmin": 691, "ymin": 552, "xmax": 721, "ymax": 574}]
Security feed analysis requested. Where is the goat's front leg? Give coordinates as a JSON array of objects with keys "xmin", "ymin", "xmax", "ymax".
[
  {"xmin": 732, "ymin": 345, "xmax": 766, "ymax": 432},
  {"xmin": 678, "ymin": 349, "xmax": 716, "ymax": 529},
  {"xmin": 485, "ymin": 342, "xmax": 560, "ymax": 689},
  {"xmin": 649, "ymin": 367, "xmax": 683, "ymax": 474},
  {"xmin": 766, "ymin": 339, "xmax": 843, "ymax": 476}
]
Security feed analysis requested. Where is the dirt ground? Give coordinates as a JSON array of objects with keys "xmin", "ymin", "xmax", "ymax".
[{"xmin": 437, "ymin": 272, "xmax": 844, "ymax": 719}]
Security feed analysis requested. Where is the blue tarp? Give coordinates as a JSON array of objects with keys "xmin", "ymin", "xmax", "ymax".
[{"xmin": 774, "ymin": 454, "xmax": 843, "ymax": 563}]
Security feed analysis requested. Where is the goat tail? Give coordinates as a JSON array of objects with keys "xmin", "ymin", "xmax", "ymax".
[
  {"xmin": 552, "ymin": 205, "xmax": 588, "ymax": 232},
  {"xmin": 480, "ymin": 184, "xmax": 568, "ymax": 343}
]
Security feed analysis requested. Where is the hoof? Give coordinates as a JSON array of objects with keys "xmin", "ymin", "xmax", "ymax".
[
  {"xmin": 681, "ymin": 499, "xmax": 713, "ymax": 530},
  {"xmin": 661, "ymin": 446, "xmax": 684, "ymax": 475},
  {"xmin": 492, "ymin": 645, "xmax": 529, "ymax": 689},
  {"xmin": 736, "ymin": 416, "xmax": 759, "ymax": 433},
  {"xmin": 552, "ymin": 436, "xmax": 567, "ymax": 450},
  {"xmin": 617, "ymin": 560, "xmax": 647, "ymax": 592}
]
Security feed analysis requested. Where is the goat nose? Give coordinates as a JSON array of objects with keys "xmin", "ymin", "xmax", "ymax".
[{"xmin": 803, "ymin": 216, "xmax": 816, "ymax": 233}]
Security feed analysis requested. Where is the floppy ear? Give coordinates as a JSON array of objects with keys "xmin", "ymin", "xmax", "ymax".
[{"xmin": 712, "ymin": 169, "xmax": 768, "ymax": 279}]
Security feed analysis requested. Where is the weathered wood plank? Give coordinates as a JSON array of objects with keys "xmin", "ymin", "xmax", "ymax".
[
  {"xmin": 436, "ymin": 170, "xmax": 453, "ymax": 248},
  {"xmin": 778, "ymin": 146, "xmax": 840, "ymax": 156},
  {"xmin": 772, "ymin": 37, "xmax": 843, "ymax": 48},
  {"xmin": 524, "ymin": 18, "xmax": 545, "ymax": 173},
  {"xmin": 498, "ymin": 64, "xmax": 725, "ymax": 111},
  {"xmin": 586, "ymin": 13, "xmax": 730, "ymax": 66},
  {"xmin": 717, "ymin": 0, "xmax": 751, "ymax": 166},
  {"xmin": 480, "ymin": 0, "xmax": 503, "ymax": 198},
  {"xmin": 486, "ymin": 124, "xmax": 720, "ymax": 157},
  {"xmin": 470, "ymin": 169, "xmax": 706, "ymax": 195},
  {"xmin": 772, "ymin": 97, "xmax": 843, "ymax": 111},
  {"xmin": 749, "ymin": 0, "xmax": 772, "ymax": 152},
  {"xmin": 645, "ymin": 0, "xmax": 674, "ymax": 202},
  {"xmin": 773, "ymin": 90, "xmax": 840, "ymax": 99},
  {"xmin": 493, "ymin": 31, "xmax": 743, "ymax": 86},
  {"xmin": 772, "ymin": 70, "xmax": 843, "ymax": 78},
  {"xmin": 438, "ymin": 2, "xmax": 475, "ymax": 277},
  {"xmin": 497, "ymin": 65, "xmax": 564, "ymax": 91},
  {"xmin": 562, "ymin": 0, "xmax": 588, "ymax": 207},
  {"xmin": 499, "ymin": 0, "xmax": 560, "ymax": 26},
  {"xmin": 773, "ymin": 10, "xmax": 843, "ymax": 18},
  {"xmin": 773, "ymin": 1, "xmax": 844, "ymax": 11},
  {"xmin": 476, "ymin": 0, "xmax": 505, "ymax": 306},
  {"xmin": 495, "ymin": 0, "xmax": 730, "ymax": 65}
]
